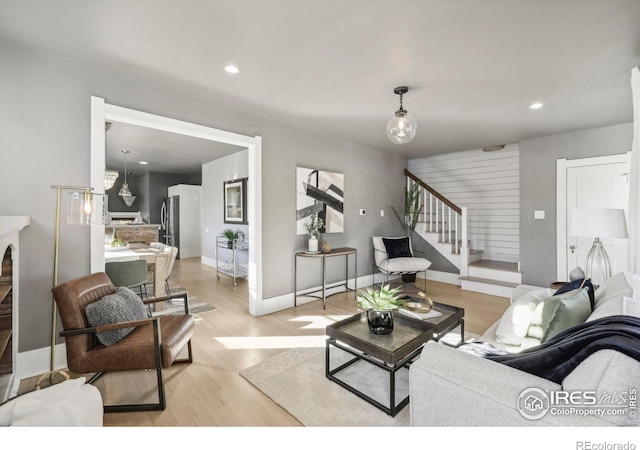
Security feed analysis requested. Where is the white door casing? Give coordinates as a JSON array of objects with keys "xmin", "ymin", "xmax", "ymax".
[{"xmin": 557, "ymin": 153, "xmax": 630, "ymax": 282}]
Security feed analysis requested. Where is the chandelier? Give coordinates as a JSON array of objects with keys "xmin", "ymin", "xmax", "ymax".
[
  {"xmin": 104, "ymin": 169, "xmax": 119, "ymax": 190},
  {"xmin": 386, "ymin": 86, "xmax": 417, "ymax": 145},
  {"xmin": 118, "ymin": 149, "xmax": 136, "ymax": 206}
]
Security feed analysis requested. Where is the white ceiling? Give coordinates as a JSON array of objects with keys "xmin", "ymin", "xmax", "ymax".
[
  {"xmin": 105, "ymin": 121, "xmax": 244, "ymax": 175},
  {"xmin": 2, "ymin": 0, "xmax": 639, "ymax": 171}
]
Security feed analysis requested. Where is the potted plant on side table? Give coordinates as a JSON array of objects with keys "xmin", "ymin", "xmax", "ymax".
[
  {"xmin": 304, "ymin": 213, "xmax": 324, "ymax": 253},
  {"xmin": 222, "ymin": 228, "xmax": 243, "ymax": 249},
  {"xmin": 356, "ymin": 284, "xmax": 406, "ymax": 335}
]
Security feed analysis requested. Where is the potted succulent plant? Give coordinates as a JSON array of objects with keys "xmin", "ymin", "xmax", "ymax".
[{"xmin": 356, "ymin": 284, "xmax": 406, "ymax": 335}]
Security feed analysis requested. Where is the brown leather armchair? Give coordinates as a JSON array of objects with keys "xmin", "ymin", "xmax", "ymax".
[{"xmin": 52, "ymin": 272, "xmax": 194, "ymax": 413}]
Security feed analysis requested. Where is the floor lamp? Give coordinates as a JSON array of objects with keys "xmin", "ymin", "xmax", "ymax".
[
  {"xmin": 38, "ymin": 185, "xmax": 105, "ymax": 388},
  {"xmin": 570, "ymin": 208, "xmax": 628, "ymax": 286}
]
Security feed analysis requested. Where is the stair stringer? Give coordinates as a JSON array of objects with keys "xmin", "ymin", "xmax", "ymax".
[{"xmin": 414, "ymin": 222, "xmax": 461, "ymax": 269}]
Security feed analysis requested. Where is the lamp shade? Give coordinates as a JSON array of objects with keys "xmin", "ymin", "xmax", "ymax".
[
  {"xmin": 570, "ymin": 208, "xmax": 628, "ymax": 239},
  {"xmin": 67, "ymin": 191, "xmax": 106, "ymax": 225}
]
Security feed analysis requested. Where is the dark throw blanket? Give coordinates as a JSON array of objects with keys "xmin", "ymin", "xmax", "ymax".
[{"xmin": 483, "ymin": 315, "xmax": 640, "ymax": 384}]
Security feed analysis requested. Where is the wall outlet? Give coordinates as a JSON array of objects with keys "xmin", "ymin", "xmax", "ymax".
[
  {"xmin": 359, "ymin": 209, "xmax": 366, "ymax": 216},
  {"xmin": 534, "ymin": 210, "xmax": 545, "ymax": 219},
  {"xmin": 380, "ymin": 209, "xmax": 384, "ymax": 217}
]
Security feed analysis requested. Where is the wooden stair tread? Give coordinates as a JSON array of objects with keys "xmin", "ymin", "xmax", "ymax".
[
  {"xmin": 468, "ymin": 259, "xmax": 519, "ymax": 272},
  {"xmin": 459, "ymin": 276, "xmax": 519, "ymax": 288}
]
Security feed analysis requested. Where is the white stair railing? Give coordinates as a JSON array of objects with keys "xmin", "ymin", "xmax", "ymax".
[{"xmin": 405, "ymin": 169, "xmax": 469, "ymax": 275}]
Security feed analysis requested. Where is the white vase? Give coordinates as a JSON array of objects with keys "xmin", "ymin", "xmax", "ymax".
[{"xmin": 308, "ymin": 237, "xmax": 318, "ymax": 252}]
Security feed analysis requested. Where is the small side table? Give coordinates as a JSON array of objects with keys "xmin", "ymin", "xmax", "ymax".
[
  {"xmin": 550, "ymin": 281, "xmax": 568, "ymax": 290},
  {"xmin": 294, "ymin": 247, "xmax": 357, "ymax": 309}
]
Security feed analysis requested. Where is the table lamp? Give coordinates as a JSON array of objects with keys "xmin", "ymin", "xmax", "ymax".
[{"xmin": 570, "ymin": 208, "xmax": 628, "ymax": 285}]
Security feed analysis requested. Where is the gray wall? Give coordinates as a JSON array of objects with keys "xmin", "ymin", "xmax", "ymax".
[
  {"xmin": 0, "ymin": 37, "xmax": 405, "ymax": 353},
  {"xmin": 202, "ymin": 150, "xmax": 249, "ymax": 262},
  {"xmin": 519, "ymin": 123, "xmax": 633, "ymax": 287}
]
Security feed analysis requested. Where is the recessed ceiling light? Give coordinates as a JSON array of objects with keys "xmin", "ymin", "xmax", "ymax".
[
  {"xmin": 529, "ymin": 102, "xmax": 543, "ymax": 110},
  {"xmin": 139, "ymin": 161, "xmax": 148, "ymax": 165},
  {"xmin": 224, "ymin": 65, "xmax": 240, "ymax": 74}
]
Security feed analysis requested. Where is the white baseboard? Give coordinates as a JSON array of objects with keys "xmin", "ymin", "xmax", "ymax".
[
  {"xmin": 201, "ymin": 255, "xmax": 216, "ymax": 268},
  {"xmin": 425, "ymin": 270, "xmax": 461, "ymax": 286},
  {"xmin": 260, "ymin": 273, "xmax": 381, "ymax": 316},
  {"xmin": 460, "ymin": 278, "xmax": 513, "ymax": 298}
]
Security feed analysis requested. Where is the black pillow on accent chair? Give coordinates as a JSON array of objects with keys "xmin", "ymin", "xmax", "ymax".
[{"xmin": 382, "ymin": 237, "xmax": 413, "ymax": 259}]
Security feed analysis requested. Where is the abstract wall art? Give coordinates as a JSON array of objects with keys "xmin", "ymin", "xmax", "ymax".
[{"xmin": 296, "ymin": 167, "xmax": 344, "ymax": 234}]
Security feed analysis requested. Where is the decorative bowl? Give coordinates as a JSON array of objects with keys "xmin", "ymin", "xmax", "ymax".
[{"xmin": 403, "ymin": 297, "xmax": 433, "ymax": 313}]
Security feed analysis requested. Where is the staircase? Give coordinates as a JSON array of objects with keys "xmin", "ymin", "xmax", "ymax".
[{"xmin": 405, "ymin": 169, "xmax": 522, "ymax": 298}]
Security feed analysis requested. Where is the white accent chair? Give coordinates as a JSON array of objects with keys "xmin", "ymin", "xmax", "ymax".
[{"xmin": 372, "ymin": 236, "xmax": 432, "ymax": 294}]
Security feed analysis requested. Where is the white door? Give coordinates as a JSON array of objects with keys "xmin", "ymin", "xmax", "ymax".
[{"xmin": 557, "ymin": 154, "xmax": 630, "ymax": 282}]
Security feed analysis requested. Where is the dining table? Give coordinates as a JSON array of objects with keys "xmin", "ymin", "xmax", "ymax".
[{"xmin": 104, "ymin": 242, "xmax": 169, "ymax": 299}]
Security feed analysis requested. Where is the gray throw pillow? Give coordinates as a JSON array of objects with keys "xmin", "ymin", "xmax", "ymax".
[
  {"xmin": 116, "ymin": 287, "xmax": 150, "ymax": 318},
  {"xmin": 85, "ymin": 290, "xmax": 149, "ymax": 346}
]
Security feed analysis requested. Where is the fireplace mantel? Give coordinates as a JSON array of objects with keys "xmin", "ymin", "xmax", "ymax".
[
  {"xmin": 0, "ymin": 216, "xmax": 30, "ymax": 240},
  {"xmin": 0, "ymin": 215, "xmax": 30, "ymax": 401}
]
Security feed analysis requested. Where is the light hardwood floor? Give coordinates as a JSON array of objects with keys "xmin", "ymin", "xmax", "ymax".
[{"xmin": 96, "ymin": 257, "xmax": 510, "ymax": 426}]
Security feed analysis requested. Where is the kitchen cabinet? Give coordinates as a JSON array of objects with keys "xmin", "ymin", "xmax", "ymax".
[{"xmin": 106, "ymin": 224, "xmax": 160, "ymax": 244}]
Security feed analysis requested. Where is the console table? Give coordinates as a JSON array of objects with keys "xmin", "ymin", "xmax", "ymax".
[{"xmin": 294, "ymin": 247, "xmax": 357, "ymax": 309}]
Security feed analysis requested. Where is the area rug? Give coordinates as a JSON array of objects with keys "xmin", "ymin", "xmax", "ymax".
[
  {"xmin": 150, "ymin": 280, "xmax": 216, "ymax": 315},
  {"xmin": 239, "ymin": 327, "xmax": 476, "ymax": 427},
  {"xmin": 240, "ymin": 346, "xmax": 411, "ymax": 427},
  {"xmin": 154, "ymin": 296, "xmax": 215, "ymax": 316}
]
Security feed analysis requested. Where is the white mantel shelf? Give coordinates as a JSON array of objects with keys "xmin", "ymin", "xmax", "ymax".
[
  {"xmin": 0, "ymin": 216, "xmax": 30, "ymax": 238},
  {"xmin": 0, "ymin": 215, "xmax": 29, "ymax": 402}
]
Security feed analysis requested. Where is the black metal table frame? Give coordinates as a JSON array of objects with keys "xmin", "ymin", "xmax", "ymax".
[
  {"xmin": 294, "ymin": 248, "xmax": 357, "ymax": 309},
  {"xmin": 325, "ymin": 317, "xmax": 464, "ymax": 416}
]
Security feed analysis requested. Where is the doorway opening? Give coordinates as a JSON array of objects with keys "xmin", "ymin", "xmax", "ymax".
[
  {"xmin": 556, "ymin": 153, "xmax": 630, "ymax": 282},
  {"xmin": 90, "ymin": 97, "xmax": 264, "ymax": 316}
]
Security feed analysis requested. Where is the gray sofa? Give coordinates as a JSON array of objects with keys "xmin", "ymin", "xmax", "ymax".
[{"xmin": 409, "ymin": 271, "xmax": 640, "ymax": 426}]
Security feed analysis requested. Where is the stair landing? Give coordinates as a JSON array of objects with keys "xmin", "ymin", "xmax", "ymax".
[{"xmin": 460, "ymin": 259, "xmax": 521, "ymax": 298}]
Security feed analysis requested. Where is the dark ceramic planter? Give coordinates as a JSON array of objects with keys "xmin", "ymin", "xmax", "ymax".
[
  {"xmin": 402, "ymin": 273, "xmax": 417, "ymax": 282},
  {"xmin": 366, "ymin": 309, "xmax": 394, "ymax": 335}
]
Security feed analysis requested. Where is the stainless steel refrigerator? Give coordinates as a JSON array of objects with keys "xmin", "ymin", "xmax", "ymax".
[{"xmin": 161, "ymin": 196, "xmax": 180, "ymax": 256}]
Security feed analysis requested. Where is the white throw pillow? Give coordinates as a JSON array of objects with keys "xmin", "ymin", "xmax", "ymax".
[
  {"xmin": 593, "ymin": 272, "xmax": 640, "ymax": 309},
  {"xmin": 495, "ymin": 288, "xmax": 553, "ymax": 346}
]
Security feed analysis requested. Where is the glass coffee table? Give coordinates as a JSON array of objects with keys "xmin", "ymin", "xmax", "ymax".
[{"xmin": 325, "ymin": 301, "xmax": 464, "ymax": 416}]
